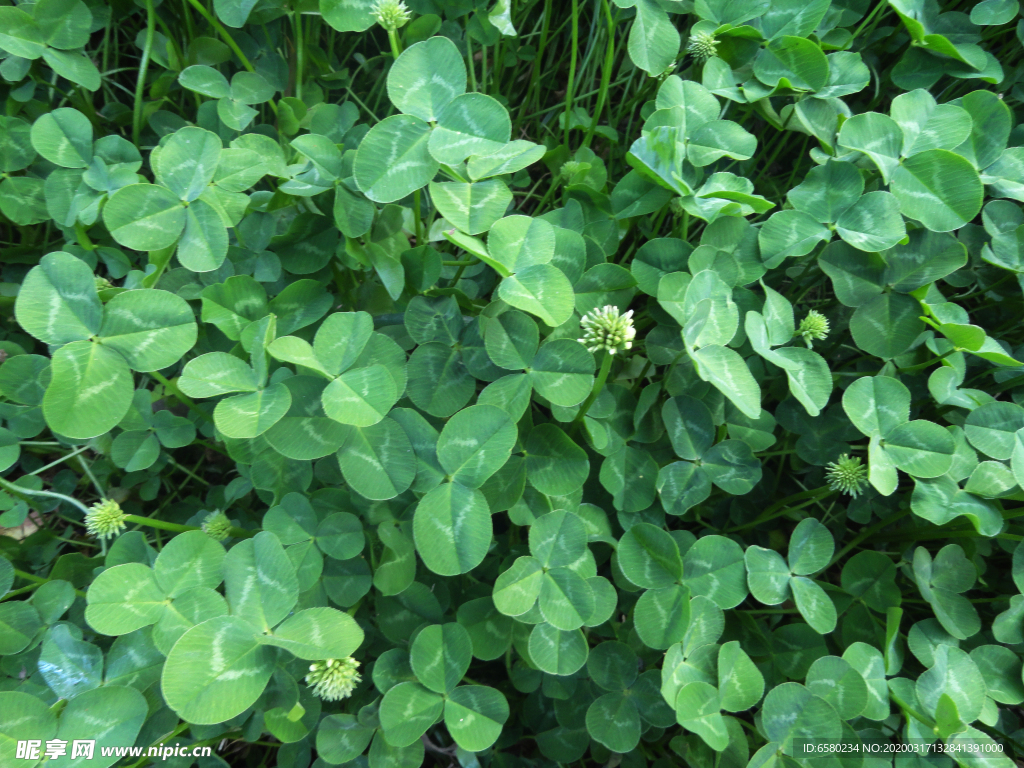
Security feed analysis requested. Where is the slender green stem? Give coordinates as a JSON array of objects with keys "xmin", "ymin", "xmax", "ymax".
[
  {"xmin": 123, "ymin": 722, "xmax": 192, "ymax": 768},
  {"xmin": 448, "ymin": 258, "xmax": 477, "ymax": 287},
  {"xmin": 77, "ymin": 455, "xmax": 106, "ymax": 498},
  {"xmin": 9, "ymin": 570, "xmax": 87, "ymax": 599},
  {"xmin": 523, "ymin": 0, "xmax": 553, "ymax": 122},
  {"xmin": 133, "ymin": 0, "xmax": 156, "ymax": 146},
  {"xmin": 124, "ymin": 514, "xmax": 195, "ymax": 533},
  {"xmin": 727, "ymin": 486, "xmax": 835, "ymax": 532},
  {"xmin": 896, "ymin": 349, "xmax": 953, "ymax": 373},
  {"xmin": 150, "ymin": 370, "xmax": 214, "ymax": 424},
  {"xmin": 124, "ymin": 514, "xmax": 253, "ymax": 539},
  {"xmin": 562, "ymin": 0, "xmax": 579, "ymax": 148},
  {"xmin": 583, "ymin": 0, "xmax": 614, "ymax": 149},
  {"xmin": 0, "ymin": 476, "xmax": 91, "ymax": 515},
  {"xmin": 386, "ymin": 27, "xmax": 402, "ymax": 60},
  {"xmin": 166, "ymin": 458, "xmax": 210, "ymax": 487},
  {"xmin": 850, "ymin": 0, "xmax": 888, "ymax": 41},
  {"xmin": 413, "ymin": 189, "xmax": 423, "ymax": 246},
  {"xmin": 25, "ymin": 445, "xmax": 91, "ymax": 478},
  {"xmin": 74, "ymin": 223, "xmax": 96, "ymax": 251},
  {"xmin": 827, "ymin": 509, "xmax": 911, "ymax": 569},
  {"xmin": 572, "ymin": 351, "xmax": 613, "ymax": 429},
  {"xmin": 294, "ymin": 11, "xmax": 304, "ymax": 101}
]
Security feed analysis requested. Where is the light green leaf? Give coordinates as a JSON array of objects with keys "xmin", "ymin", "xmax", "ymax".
[
  {"xmin": 353, "ymin": 114, "xmax": 439, "ymax": 203},
  {"xmin": 445, "ymin": 686, "xmax": 510, "ymax": 752},
  {"xmin": 104, "ymin": 184, "xmax": 186, "ymax": 251},
  {"xmin": 429, "ymin": 92, "xmax": 511, "ymax": 165},
  {"xmin": 387, "ymin": 36, "xmax": 466, "ymax": 121},
  {"xmin": 43, "ymin": 341, "xmax": 133, "ymax": 439},
  {"xmin": 14, "ymin": 250, "xmax": 102, "ymax": 345},
  {"xmin": 498, "ymin": 264, "xmax": 575, "ymax": 327},
  {"xmin": 161, "ymin": 615, "xmax": 273, "ymax": 725},
  {"xmin": 891, "ymin": 149, "xmax": 984, "ymax": 232},
  {"xmin": 96, "ymin": 289, "xmax": 197, "ymax": 372},
  {"xmin": 410, "ymin": 623, "xmax": 472, "ymax": 694},
  {"xmin": 437, "ymin": 404, "xmax": 516, "ymax": 489},
  {"xmin": 430, "ymin": 179, "xmax": 512, "ymax": 236},
  {"xmin": 413, "ymin": 482, "xmax": 492, "ymax": 576}
]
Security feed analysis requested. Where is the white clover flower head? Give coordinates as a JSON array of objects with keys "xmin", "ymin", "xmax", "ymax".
[
  {"xmin": 687, "ymin": 30, "xmax": 719, "ymax": 64},
  {"xmin": 85, "ymin": 498, "xmax": 127, "ymax": 540},
  {"xmin": 797, "ymin": 310, "xmax": 830, "ymax": 348},
  {"xmin": 371, "ymin": 0, "xmax": 411, "ymax": 31},
  {"xmin": 201, "ymin": 510, "xmax": 232, "ymax": 542},
  {"xmin": 306, "ymin": 656, "xmax": 362, "ymax": 702},
  {"xmin": 578, "ymin": 305, "xmax": 636, "ymax": 356},
  {"xmin": 825, "ymin": 454, "xmax": 868, "ymax": 498}
]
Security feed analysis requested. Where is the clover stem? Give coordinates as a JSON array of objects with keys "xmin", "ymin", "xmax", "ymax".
[
  {"xmin": 572, "ymin": 351, "xmax": 614, "ymax": 430},
  {"xmin": 522, "ymin": 0, "xmax": 552, "ymax": 123},
  {"xmin": 449, "ymin": 258, "xmax": 477, "ymax": 287},
  {"xmin": 7, "ymin": 570, "xmax": 87, "ymax": 599},
  {"xmin": 896, "ymin": 349, "xmax": 953, "ymax": 373},
  {"xmin": 77, "ymin": 454, "xmax": 106, "ymax": 498},
  {"xmin": 132, "ymin": 0, "xmax": 156, "ymax": 146},
  {"xmin": 726, "ymin": 485, "xmax": 834, "ymax": 532},
  {"xmin": 583, "ymin": 0, "xmax": 615, "ymax": 149},
  {"xmin": 123, "ymin": 514, "xmax": 253, "ymax": 539},
  {"xmin": 0, "ymin": 476, "xmax": 92, "ymax": 516},
  {"xmin": 562, "ymin": 0, "xmax": 579, "ymax": 148},
  {"xmin": 826, "ymin": 508, "xmax": 911, "ymax": 569},
  {"xmin": 74, "ymin": 223, "xmax": 96, "ymax": 251},
  {"xmin": 149, "ymin": 370, "xmax": 214, "ymax": 424},
  {"xmin": 24, "ymin": 445, "xmax": 91, "ymax": 478},
  {"xmin": 466, "ymin": 34, "xmax": 477, "ymax": 92},
  {"xmin": 387, "ymin": 27, "xmax": 402, "ymax": 60},
  {"xmin": 413, "ymin": 189, "xmax": 423, "ymax": 245},
  {"xmin": 294, "ymin": 10, "xmax": 304, "ymax": 101},
  {"xmin": 124, "ymin": 515, "xmax": 194, "ymax": 533}
]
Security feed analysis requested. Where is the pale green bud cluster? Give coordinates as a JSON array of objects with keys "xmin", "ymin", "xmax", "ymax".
[
  {"xmin": 579, "ymin": 305, "xmax": 636, "ymax": 356},
  {"xmin": 797, "ymin": 310, "xmax": 830, "ymax": 348},
  {"xmin": 560, "ymin": 160, "xmax": 585, "ymax": 181},
  {"xmin": 371, "ymin": 0, "xmax": 411, "ymax": 31},
  {"xmin": 687, "ymin": 31, "xmax": 719, "ymax": 64},
  {"xmin": 825, "ymin": 454, "xmax": 868, "ymax": 498},
  {"xmin": 95, "ymin": 276, "xmax": 113, "ymax": 291},
  {"xmin": 85, "ymin": 498, "xmax": 127, "ymax": 540},
  {"xmin": 306, "ymin": 657, "xmax": 362, "ymax": 701},
  {"xmin": 202, "ymin": 510, "xmax": 232, "ymax": 541}
]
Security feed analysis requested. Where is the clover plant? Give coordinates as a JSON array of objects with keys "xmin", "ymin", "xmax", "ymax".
[{"xmin": 2, "ymin": 0, "xmax": 1024, "ymax": 766}]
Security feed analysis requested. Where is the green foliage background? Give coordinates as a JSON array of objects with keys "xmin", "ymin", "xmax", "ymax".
[{"xmin": 2, "ymin": 0, "xmax": 1024, "ymax": 765}]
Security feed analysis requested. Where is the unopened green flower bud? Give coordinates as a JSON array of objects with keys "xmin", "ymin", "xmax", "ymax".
[
  {"xmin": 85, "ymin": 498, "xmax": 127, "ymax": 540},
  {"xmin": 95, "ymin": 276, "xmax": 113, "ymax": 291},
  {"xmin": 202, "ymin": 511, "xmax": 232, "ymax": 541},
  {"xmin": 687, "ymin": 30, "xmax": 719, "ymax": 64},
  {"xmin": 560, "ymin": 160, "xmax": 589, "ymax": 182},
  {"xmin": 578, "ymin": 305, "xmax": 636, "ymax": 356},
  {"xmin": 797, "ymin": 310, "xmax": 830, "ymax": 348},
  {"xmin": 371, "ymin": 0, "xmax": 411, "ymax": 31},
  {"xmin": 306, "ymin": 656, "xmax": 361, "ymax": 702},
  {"xmin": 825, "ymin": 454, "xmax": 868, "ymax": 498}
]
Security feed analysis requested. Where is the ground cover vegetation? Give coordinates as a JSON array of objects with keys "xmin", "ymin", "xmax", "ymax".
[{"xmin": 1, "ymin": 0, "xmax": 1024, "ymax": 765}]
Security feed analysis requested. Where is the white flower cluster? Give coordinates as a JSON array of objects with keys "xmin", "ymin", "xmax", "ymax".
[
  {"xmin": 370, "ymin": 0, "xmax": 411, "ymax": 31},
  {"xmin": 306, "ymin": 657, "xmax": 362, "ymax": 702},
  {"xmin": 687, "ymin": 31, "xmax": 719, "ymax": 63},
  {"xmin": 578, "ymin": 305, "xmax": 636, "ymax": 355}
]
